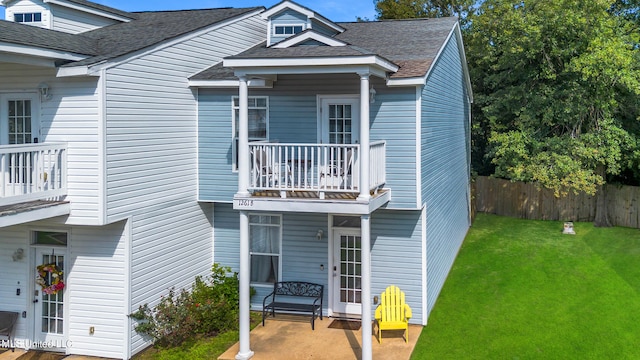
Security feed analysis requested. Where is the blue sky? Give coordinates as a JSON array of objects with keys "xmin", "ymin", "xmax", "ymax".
[{"xmin": 0, "ymin": 1, "xmax": 379, "ymax": 22}]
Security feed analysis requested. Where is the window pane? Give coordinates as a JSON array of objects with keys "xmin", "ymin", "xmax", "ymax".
[
  {"xmin": 33, "ymin": 231, "xmax": 68, "ymax": 245},
  {"xmin": 251, "ymin": 255, "xmax": 278, "ymax": 283},
  {"xmin": 294, "ymin": 26, "xmax": 303, "ymax": 33},
  {"xmin": 34, "ymin": 13, "xmax": 42, "ymax": 21},
  {"xmin": 275, "ymin": 26, "xmax": 284, "ymax": 34},
  {"xmin": 25, "ymin": 13, "xmax": 33, "ymax": 22},
  {"xmin": 250, "ymin": 226, "xmax": 280, "ymax": 253},
  {"xmin": 256, "ymin": 98, "xmax": 267, "ymax": 107},
  {"xmin": 15, "ymin": 14, "xmax": 24, "ymax": 22}
]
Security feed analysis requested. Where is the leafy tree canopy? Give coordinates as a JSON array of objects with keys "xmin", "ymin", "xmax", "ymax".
[
  {"xmin": 375, "ymin": 0, "xmax": 477, "ymax": 24},
  {"xmin": 466, "ymin": 0, "xmax": 640, "ymax": 197}
]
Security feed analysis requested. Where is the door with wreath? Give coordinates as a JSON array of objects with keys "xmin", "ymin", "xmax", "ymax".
[{"xmin": 33, "ymin": 244, "xmax": 66, "ymax": 347}]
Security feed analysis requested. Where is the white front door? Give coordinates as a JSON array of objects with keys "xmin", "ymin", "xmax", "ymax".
[
  {"xmin": 33, "ymin": 247, "xmax": 66, "ymax": 348},
  {"xmin": 332, "ymin": 228, "xmax": 362, "ymax": 316}
]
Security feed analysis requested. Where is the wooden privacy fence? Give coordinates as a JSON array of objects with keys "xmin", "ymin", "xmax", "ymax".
[{"xmin": 474, "ymin": 176, "xmax": 640, "ymax": 228}]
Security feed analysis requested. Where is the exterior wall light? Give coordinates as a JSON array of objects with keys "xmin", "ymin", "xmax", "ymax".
[{"xmin": 39, "ymin": 82, "xmax": 52, "ymax": 101}]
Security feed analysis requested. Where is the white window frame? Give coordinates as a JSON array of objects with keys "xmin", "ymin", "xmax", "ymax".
[
  {"xmin": 273, "ymin": 24, "xmax": 306, "ymax": 36},
  {"xmin": 232, "ymin": 96, "xmax": 269, "ymax": 171},
  {"xmin": 14, "ymin": 12, "xmax": 42, "ymax": 23},
  {"xmin": 249, "ymin": 213, "xmax": 282, "ymax": 287}
]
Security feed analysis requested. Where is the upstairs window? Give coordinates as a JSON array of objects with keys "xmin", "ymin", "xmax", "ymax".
[
  {"xmin": 15, "ymin": 12, "xmax": 42, "ymax": 23},
  {"xmin": 232, "ymin": 96, "xmax": 269, "ymax": 170},
  {"xmin": 274, "ymin": 25, "xmax": 304, "ymax": 35}
]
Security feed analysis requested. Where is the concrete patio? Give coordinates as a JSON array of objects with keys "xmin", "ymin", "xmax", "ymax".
[{"xmin": 219, "ymin": 315, "xmax": 422, "ymax": 360}]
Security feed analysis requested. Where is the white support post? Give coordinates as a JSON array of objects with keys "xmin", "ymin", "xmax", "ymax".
[
  {"xmin": 358, "ymin": 72, "xmax": 371, "ymax": 201},
  {"xmin": 236, "ymin": 211, "xmax": 254, "ymax": 360},
  {"xmin": 361, "ymin": 214, "xmax": 372, "ymax": 360},
  {"xmin": 237, "ymin": 76, "xmax": 250, "ymax": 197}
]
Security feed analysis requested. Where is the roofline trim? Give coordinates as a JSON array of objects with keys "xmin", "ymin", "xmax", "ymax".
[
  {"xmin": 272, "ymin": 31, "xmax": 347, "ymax": 48},
  {"xmin": 64, "ymin": 7, "xmax": 265, "ymax": 71},
  {"xmin": 188, "ymin": 78, "xmax": 274, "ymax": 88},
  {"xmin": 0, "ymin": 42, "xmax": 89, "ymax": 62},
  {"xmin": 44, "ymin": 0, "xmax": 135, "ymax": 22},
  {"xmin": 386, "ymin": 22, "xmax": 473, "ymax": 102},
  {"xmin": 231, "ymin": 64, "xmax": 389, "ymax": 79},
  {"xmin": 224, "ymin": 55, "xmax": 398, "ymax": 73},
  {"xmin": 261, "ymin": 1, "xmax": 345, "ymax": 33}
]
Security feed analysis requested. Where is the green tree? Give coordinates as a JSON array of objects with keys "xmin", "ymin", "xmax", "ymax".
[
  {"xmin": 375, "ymin": 0, "xmax": 477, "ymax": 25},
  {"xmin": 466, "ymin": 0, "xmax": 640, "ymax": 226}
]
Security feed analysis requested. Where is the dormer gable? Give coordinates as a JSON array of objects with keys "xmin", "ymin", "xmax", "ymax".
[
  {"xmin": 2, "ymin": 0, "xmax": 136, "ymax": 34},
  {"xmin": 261, "ymin": 0, "xmax": 344, "ymax": 47},
  {"xmin": 272, "ymin": 30, "xmax": 347, "ymax": 48}
]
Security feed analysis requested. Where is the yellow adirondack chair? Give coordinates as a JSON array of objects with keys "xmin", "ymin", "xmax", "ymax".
[{"xmin": 374, "ymin": 285, "xmax": 412, "ymax": 343}]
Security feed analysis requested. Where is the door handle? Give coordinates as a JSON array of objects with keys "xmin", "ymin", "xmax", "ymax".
[{"xmin": 33, "ymin": 299, "xmax": 38, "ymax": 303}]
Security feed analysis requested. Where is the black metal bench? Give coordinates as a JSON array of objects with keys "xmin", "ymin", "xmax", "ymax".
[
  {"xmin": 262, "ymin": 281, "xmax": 323, "ymax": 330},
  {"xmin": 0, "ymin": 311, "xmax": 19, "ymax": 351}
]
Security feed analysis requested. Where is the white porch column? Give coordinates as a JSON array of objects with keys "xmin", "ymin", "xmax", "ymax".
[
  {"xmin": 361, "ymin": 214, "xmax": 372, "ymax": 360},
  {"xmin": 237, "ymin": 76, "xmax": 250, "ymax": 197},
  {"xmin": 358, "ymin": 72, "xmax": 371, "ymax": 201},
  {"xmin": 236, "ymin": 210, "xmax": 254, "ymax": 360}
]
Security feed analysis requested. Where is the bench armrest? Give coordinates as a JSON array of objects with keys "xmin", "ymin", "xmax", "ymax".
[{"xmin": 263, "ymin": 290, "xmax": 276, "ymax": 307}]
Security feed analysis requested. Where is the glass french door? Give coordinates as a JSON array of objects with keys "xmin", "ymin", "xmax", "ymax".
[
  {"xmin": 320, "ymin": 97, "xmax": 359, "ymax": 145},
  {"xmin": 0, "ymin": 94, "xmax": 39, "ymax": 145},
  {"xmin": 33, "ymin": 248, "xmax": 66, "ymax": 346},
  {"xmin": 319, "ymin": 97, "xmax": 359, "ymax": 188},
  {"xmin": 332, "ymin": 229, "xmax": 362, "ymax": 315},
  {"xmin": 1, "ymin": 94, "xmax": 40, "ymax": 192}
]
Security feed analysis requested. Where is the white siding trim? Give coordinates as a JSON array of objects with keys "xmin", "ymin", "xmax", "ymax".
[
  {"xmin": 421, "ymin": 205, "xmax": 427, "ymax": 325},
  {"xmin": 44, "ymin": 0, "xmax": 133, "ymax": 22},
  {"xmin": 98, "ymin": 69, "xmax": 107, "ymax": 225},
  {"xmin": 0, "ymin": 42, "xmax": 88, "ymax": 61},
  {"xmin": 124, "ymin": 217, "xmax": 132, "ymax": 359},
  {"xmin": 415, "ymin": 85, "xmax": 422, "ymax": 209},
  {"xmin": 227, "ymin": 56, "xmax": 398, "ymax": 73}
]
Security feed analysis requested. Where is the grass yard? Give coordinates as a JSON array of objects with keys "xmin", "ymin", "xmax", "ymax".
[{"xmin": 411, "ymin": 213, "xmax": 640, "ymax": 359}]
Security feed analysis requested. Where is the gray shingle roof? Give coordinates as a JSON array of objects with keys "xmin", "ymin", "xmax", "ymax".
[
  {"xmin": 0, "ymin": 20, "xmax": 98, "ymax": 55},
  {"xmin": 219, "ymin": 17, "xmax": 458, "ymax": 79},
  {"xmin": 67, "ymin": 7, "xmax": 263, "ymax": 66},
  {"xmin": 1, "ymin": 6, "xmax": 262, "ymax": 66}
]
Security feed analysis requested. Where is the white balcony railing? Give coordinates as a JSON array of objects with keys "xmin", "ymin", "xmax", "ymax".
[
  {"xmin": 0, "ymin": 143, "xmax": 67, "ymax": 207},
  {"xmin": 248, "ymin": 141, "xmax": 386, "ymax": 196}
]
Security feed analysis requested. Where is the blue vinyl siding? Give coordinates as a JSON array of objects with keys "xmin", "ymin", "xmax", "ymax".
[
  {"xmin": 198, "ymin": 91, "xmax": 237, "ymax": 201},
  {"xmin": 198, "ymin": 75, "xmax": 418, "ymax": 208},
  {"xmin": 421, "ymin": 32, "xmax": 471, "ymax": 315},
  {"xmin": 371, "ymin": 209, "xmax": 423, "ymax": 324},
  {"xmin": 211, "ymin": 205, "xmax": 424, "ymax": 322},
  {"xmin": 370, "ymin": 86, "xmax": 418, "ymax": 208},
  {"xmin": 213, "ymin": 204, "xmax": 330, "ymax": 306}
]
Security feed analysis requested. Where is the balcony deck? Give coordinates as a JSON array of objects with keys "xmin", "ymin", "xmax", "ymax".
[{"xmin": 0, "ymin": 143, "xmax": 69, "ymax": 227}]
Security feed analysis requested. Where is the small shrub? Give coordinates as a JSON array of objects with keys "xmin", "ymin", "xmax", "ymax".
[{"xmin": 130, "ymin": 264, "xmax": 243, "ymax": 347}]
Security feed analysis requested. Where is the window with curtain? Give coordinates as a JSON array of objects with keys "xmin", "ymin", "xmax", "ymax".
[
  {"xmin": 232, "ymin": 96, "xmax": 268, "ymax": 170},
  {"xmin": 249, "ymin": 214, "xmax": 281, "ymax": 285}
]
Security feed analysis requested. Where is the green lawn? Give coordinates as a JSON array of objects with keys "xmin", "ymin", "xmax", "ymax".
[{"xmin": 411, "ymin": 213, "xmax": 640, "ymax": 359}]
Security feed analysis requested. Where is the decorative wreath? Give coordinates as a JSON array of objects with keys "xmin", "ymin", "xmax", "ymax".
[{"xmin": 36, "ymin": 263, "xmax": 65, "ymax": 295}]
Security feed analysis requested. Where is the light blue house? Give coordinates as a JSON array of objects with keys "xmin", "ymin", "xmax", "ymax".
[
  {"xmin": 0, "ymin": 0, "xmax": 469, "ymax": 358},
  {"xmin": 191, "ymin": 1, "xmax": 472, "ymax": 359}
]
